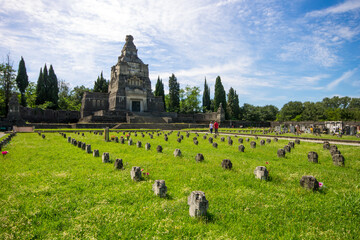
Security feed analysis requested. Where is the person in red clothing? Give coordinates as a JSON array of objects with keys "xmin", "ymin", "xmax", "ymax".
[{"xmin": 214, "ymin": 121, "xmax": 219, "ymax": 134}]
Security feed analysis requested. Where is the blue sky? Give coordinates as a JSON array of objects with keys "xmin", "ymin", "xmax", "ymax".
[{"xmin": 0, "ymin": 0, "xmax": 359, "ymax": 108}]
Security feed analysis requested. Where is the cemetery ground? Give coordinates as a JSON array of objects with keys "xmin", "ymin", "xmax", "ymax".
[{"xmin": 1, "ymin": 131, "xmax": 360, "ymax": 239}]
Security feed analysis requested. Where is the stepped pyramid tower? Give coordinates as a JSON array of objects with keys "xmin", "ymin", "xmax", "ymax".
[{"xmin": 80, "ymin": 35, "xmax": 164, "ymax": 122}]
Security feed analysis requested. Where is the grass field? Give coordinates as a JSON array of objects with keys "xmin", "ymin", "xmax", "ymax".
[{"xmin": 1, "ymin": 131, "xmax": 360, "ymax": 239}]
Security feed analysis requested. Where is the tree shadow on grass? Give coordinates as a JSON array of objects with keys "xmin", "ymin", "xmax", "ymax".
[{"xmin": 197, "ymin": 212, "xmax": 215, "ymax": 224}]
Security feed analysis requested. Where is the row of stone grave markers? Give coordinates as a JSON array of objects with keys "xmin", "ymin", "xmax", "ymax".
[
  {"xmin": 0, "ymin": 132, "xmax": 16, "ymax": 151},
  {"xmin": 59, "ymin": 131, "xmax": 334, "ymax": 217}
]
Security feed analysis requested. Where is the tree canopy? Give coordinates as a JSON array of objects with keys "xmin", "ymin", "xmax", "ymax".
[{"xmin": 15, "ymin": 57, "xmax": 29, "ymax": 106}]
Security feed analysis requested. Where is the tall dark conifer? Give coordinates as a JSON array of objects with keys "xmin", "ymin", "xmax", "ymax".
[
  {"xmin": 94, "ymin": 71, "xmax": 108, "ymax": 93},
  {"xmin": 35, "ymin": 68, "xmax": 46, "ymax": 105},
  {"xmin": 154, "ymin": 76, "xmax": 166, "ymax": 111},
  {"xmin": 202, "ymin": 77, "xmax": 211, "ymax": 112},
  {"xmin": 48, "ymin": 65, "xmax": 59, "ymax": 106},
  {"xmin": 214, "ymin": 76, "xmax": 226, "ymax": 114},
  {"xmin": 227, "ymin": 87, "xmax": 239, "ymax": 119},
  {"xmin": 15, "ymin": 57, "xmax": 29, "ymax": 106},
  {"xmin": 168, "ymin": 73, "xmax": 180, "ymax": 112}
]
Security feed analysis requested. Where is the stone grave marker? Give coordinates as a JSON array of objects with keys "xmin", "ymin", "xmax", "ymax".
[
  {"xmin": 266, "ymin": 139, "xmax": 271, "ymax": 144},
  {"xmin": 250, "ymin": 141, "xmax": 256, "ymax": 148},
  {"xmin": 238, "ymin": 145, "xmax": 245, "ymax": 152},
  {"xmin": 228, "ymin": 138, "xmax": 233, "ymax": 146},
  {"xmin": 174, "ymin": 149, "xmax": 182, "ymax": 157},
  {"xmin": 93, "ymin": 149, "xmax": 99, "ymax": 157},
  {"xmin": 102, "ymin": 152, "xmax": 110, "ymax": 163},
  {"xmin": 323, "ymin": 142, "xmax": 330, "ymax": 150},
  {"xmin": 136, "ymin": 141, "xmax": 142, "ymax": 148},
  {"xmin": 86, "ymin": 144, "xmax": 92, "ymax": 153},
  {"xmin": 193, "ymin": 140, "xmax": 198, "ymax": 145},
  {"xmin": 260, "ymin": 140, "xmax": 265, "ymax": 145},
  {"xmin": 128, "ymin": 138, "xmax": 133, "ymax": 146},
  {"xmin": 188, "ymin": 191, "xmax": 208, "ymax": 217},
  {"xmin": 332, "ymin": 154, "xmax": 345, "ymax": 166},
  {"xmin": 288, "ymin": 141, "xmax": 295, "ymax": 148},
  {"xmin": 212, "ymin": 142, "xmax": 218, "ymax": 148},
  {"xmin": 145, "ymin": 143, "xmax": 151, "ymax": 150},
  {"xmin": 152, "ymin": 180, "xmax": 167, "ymax": 197},
  {"xmin": 277, "ymin": 149, "xmax": 285, "ymax": 158},
  {"xmin": 156, "ymin": 145, "xmax": 163, "ymax": 153},
  {"xmin": 300, "ymin": 176, "xmax": 319, "ymax": 191},
  {"xmin": 274, "ymin": 138, "xmax": 278, "ymax": 142},
  {"xmin": 284, "ymin": 145, "xmax": 291, "ymax": 153},
  {"xmin": 254, "ymin": 166, "xmax": 269, "ymax": 180},
  {"xmin": 221, "ymin": 159, "xmax": 232, "ymax": 170},
  {"xmin": 221, "ymin": 137, "xmax": 225, "ymax": 142},
  {"xmin": 114, "ymin": 159, "xmax": 123, "ymax": 170},
  {"xmin": 238, "ymin": 138, "xmax": 243, "ymax": 143},
  {"xmin": 195, "ymin": 153, "xmax": 204, "ymax": 162},
  {"xmin": 177, "ymin": 138, "xmax": 182, "ymax": 143},
  {"xmin": 203, "ymin": 135, "xmax": 207, "ymax": 140},
  {"xmin": 308, "ymin": 152, "xmax": 318, "ymax": 163},
  {"xmin": 130, "ymin": 167, "xmax": 142, "ymax": 181},
  {"xmin": 246, "ymin": 138, "xmax": 250, "ymax": 142},
  {"xmin": 208, "ymin": 137, "xmax": 213, "ymax": 143},
  {"xmin": 295, "ymin": 139, "xmax": 300, "ymax": 144},
  {"xmin": 81, "ymin": 142, "xmax": 86, "ymax": 150},
  {"xmin": 67, "ymin": 137, "xmax": 71, "ymax": 143}
]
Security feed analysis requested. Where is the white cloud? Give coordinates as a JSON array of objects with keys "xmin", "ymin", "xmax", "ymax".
[
  {"xmin": 327, "ymin": 68, "xmax": 358, "ymax": 90},
  {"xmin": 306, "ymin": 0, "xmax": 360, "ymax": 17}
]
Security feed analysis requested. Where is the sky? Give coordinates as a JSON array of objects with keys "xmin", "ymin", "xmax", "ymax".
[{"xmin": 0, "ymin": 0, "xmax": 359, "ymax": 109}]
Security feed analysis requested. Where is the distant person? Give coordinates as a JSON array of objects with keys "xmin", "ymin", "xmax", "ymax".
[
  {"xmin": 209, "ymin": 121, "xmax": 213, "ymax": 134},
  {"xmin": 214, "ymin": 121, "xmax": 219, "ymax": 134}
]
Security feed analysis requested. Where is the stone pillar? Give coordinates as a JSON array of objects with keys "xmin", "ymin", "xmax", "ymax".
[
  {"xmin": 152, "ymin": 180, "xmax": 167, "ymax": 197},
  {"xmin": 104, "ymin": 127, "xmax": 110, "ymax": 142},
  {"xmin": 188, "ymin": 191, "xmax": 209, "ymax": 217}
]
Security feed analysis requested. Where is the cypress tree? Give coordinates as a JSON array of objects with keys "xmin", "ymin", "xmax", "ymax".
[
  {"xmin": 94, "ymin": 71, "xmax": 108, "ymax": 93},
  {"xmin": 15, "ymin": 57, "xmax": 29, "ymax": 106},
  {"xmin": 202, "ymin": 77, "xmax": 210, "ymax": 112},
  {"xmin": 48, "ymin": 65, "xmax": 59, "ymax": 106},
  {"xmin": 214, "ymin": 76, "xmax": 226, "ymax": 114},
  {"xmin": 35, "ymin": 68, "xmax": 46, "ymax": 105},
  {"xmin": 227, "ymin": 87, "xmax": 239, "ymax": 119},
  {"xmin": 168, "ymin": 73, "xmax": 180, "ymax": 112},
  {"xmin": 154, "ymin": 76, "xmax": 166, "ymax": 111},
  {"xmin": 43, "ymin": 64, "xmax": 49, "ymax": 101}
]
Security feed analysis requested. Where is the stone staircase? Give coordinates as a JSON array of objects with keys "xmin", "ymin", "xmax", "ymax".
[{"xmin": 126, "ymin": 112, "xmax": 172, "ymax": 124}]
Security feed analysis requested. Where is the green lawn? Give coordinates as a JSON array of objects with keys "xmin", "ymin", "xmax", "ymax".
[{"xmin": 1, "ymin": 131, "xmax": 359, "ymax": 239}]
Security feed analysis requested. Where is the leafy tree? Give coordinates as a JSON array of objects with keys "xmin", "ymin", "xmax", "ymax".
[
  {"xmin": 94, "ymin": 71, "xmax": 108, "ymax": 93},
  {"xmin": 25, "ymin": 82, "xmax": 37, "ymax": 108},
  {"xmin": 168, "ymin": 73, "xmax": 180, "ymax": 112},
  {"xmin": 0, "ymin": 54, "xmax": 16, "ymax": 116},
  {"xmin": 241, "ymin": 103, "xmax": 260, "ymax": 121},
  {"xmin": 202, "ymin": 77, "xmax": 211, "ymax": 112},
  {"xmin": 258, "ymin": 105, "xmax": 279, "ymax": 121},
  {"xmin": 226, "ymin": 87, "xmax": 240, "ymax": 119},
  {"xmin": 277, "ymin": 101, "xmax": 304, "ymax": 121},
  {"xmin": 48, "ymin": 65, "xmax": 59, "ymax": 107},
  {"xmin": 15, "ymin": 57, "xmax": 29, "ymax": 106},
  {"xmin": 214, "ymin": 76, "xmax": 226, "ymax": 115},
  {"xmin": 154, "ymin": 76, "xmax": 166, "ymax": 111},
  {"xmin": 300, "ymin": 102, "xmax": 325, "ymax": 121},
  {"xmin": 70, "ymin": 85, "xmax": 91, "ymax": 111},
  {"xmin": 180, "ymin": 85, "xmax": 201, "ymax": 113}
]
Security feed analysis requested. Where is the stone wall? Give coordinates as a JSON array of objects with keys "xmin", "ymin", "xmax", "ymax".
[
  {"xmin": 20, "ymin": 107, "xmax": 80, "ymax": 123},
  {"xmin": 80, "ymin": 92, "xmax": 109, "ymax": 118}
]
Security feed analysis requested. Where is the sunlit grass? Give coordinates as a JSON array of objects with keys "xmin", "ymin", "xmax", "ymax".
[{"xmin": 0, "ymin": 131, "xmax": 359, "ymax": 239}]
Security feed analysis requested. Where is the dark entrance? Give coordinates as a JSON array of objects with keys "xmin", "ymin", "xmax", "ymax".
[{"xmin": 132, "ymin": 101, "xmax": 140, "ymax": 112}]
